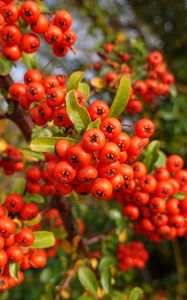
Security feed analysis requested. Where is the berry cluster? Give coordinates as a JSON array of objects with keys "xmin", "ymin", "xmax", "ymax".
[
  {"xmin": 117, "ymin": 154, "xmax": 187, "ymax": 242},
  {"xmin": 24, "ymin": 118, "xmax": 155, "ymax": 199},
  {"xmin": 0, "ymin": 144, "xmax": 24, "ymax": 175},
  {"xmin": 93, "ymin": 39, "xmax": 175, "ymax": 115},
  {"xmin": 0, "ymin": 1, "xmax": 76, "ymax": 61},
  {"xmin": 117, "ymin": 241, "xmax": 149, "ymax": 271},
  {"xmin": 0, "ymin": 193, "xmax": 47, "ymax": 291},
  {"xmin": 9, "ymin": 70, "xmax": 83, "ymax": 127}
]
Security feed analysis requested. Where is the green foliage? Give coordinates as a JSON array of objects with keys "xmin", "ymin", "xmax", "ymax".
[
  {"xmin": 129, "ymin": 287, "xmax": 144, "ymax": 300},
  {"xmin": 31, "ymin": 231, "xmax": 55, "ymax": 249},
  {"xmin": 109, "ymin": 76, "xmax": 131, "ymax": 117},
  {"xmin": 78, "ymin": 266, "xmax": 99, "ymax": 296},
  {"xmin": 66, "ymin": 90, "xmax": 91, "ymax": 134},
  {"xmin": 30, "ymin": 136, "xmax": 77, "ymax": 153}
]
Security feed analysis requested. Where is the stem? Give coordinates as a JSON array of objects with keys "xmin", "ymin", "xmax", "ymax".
[
  {"xmin": 172, "ymin": 239, "xmax": 186, "ymax": 300},
  {"xmin": 55, "ymin": 262, "xmax": 80, "ymax": 300}
]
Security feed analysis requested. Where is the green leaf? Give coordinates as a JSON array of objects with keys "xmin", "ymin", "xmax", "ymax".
[
  {"xmin": 78, "ymin": 82, "xmax": 90, "ymax": 101},
  {"xmin": 30, "ymin": 137, "xmax": 77, "ymax": 153},
  {"xmin": 129, "ymin": 287, "xmax": 144, "ymax": 300},
  {"xmin": 87, "ymin": 119, "xmax": 101, "ymax": 130},
  {"xmin": 22, "ymin": 53, "xmax": 38, "ymax": 69},
  {"xmin": 66, "ymin": 90, "xmax": 91, "ymax": 134},
  {"xmin": 131, "ymin": 39, "xmax": 147, "ymax": 58},
  {"xmin": 173, "ymin": 192, "xmax": 187, "ymax": 200},
  {"xmin": 24, "ymin": 194, "xmax": 44, "ymax": 204},
  {"xmin": 12, "ymin": 178, "xmax": 26, "ymax": 195},
  {"xmin": 38, "ymin": 1, "xmax": 50, "ymax": 13},
  {"xmin": 31, "ymin": 231, "xmax": 55, "ymax": 249},
  {"xmin": 109, "ymin": 209, "xmax": 122, "ymax": 222},
  {"xmin": 0, "ymin": 57, "xmax": 13, "ymax": 75},
  {"xmin": 67, "ymin": 71, "xmax": 84, "ymax": 91},
  {"xmin": 109, "ymin": 76, "xmax": 131, "ymax": 117},
  {"xmin": 78, "ymin": 266, "xmax": 98, "ymax": 296},
  {"xmin": 101, "ymin": 268, "xmax": 111, "ymax": 294},
  {"xmin": 154, "ymin": 150, "xmax": 167, "ymax": 168},
  {"xmin": 79, "ymin": 296, "xmax": 95, "ymax": 300},
  {"xmin": 99, "ymin": 257, "xmax": 116, "ymax": 272},
  {"xmin": 112, "ymin": 291, "xmax": 124, "ymax": 300},
  {"xmin": 9, "ymin": 262, "xmax": 20, "ymax": 280},
  {"xmin": 23, "ymin": 213, "xmax": 42, "ymax": 226},
  {"xmin": 21, "ymin": 148, "xmax": 44, "ymax": 161},
  {"xmin": 143, "ymin": 140, "xmax": 160, "ymax": 172}
]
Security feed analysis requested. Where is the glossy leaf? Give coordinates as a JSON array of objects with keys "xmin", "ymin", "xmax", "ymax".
[
  {"xmin": 101, "ymin": 268, "xmax": 111, "ymax": 294},
  {"xmin": 66, "ymin": 90, "xmax": 91, "ymax": 134},
  {"xmin": 0, "ymin": 57, "xmax": 13, "ymax": 75},
  {"xmin": 31, "ymin": 231, "xmax": 55, "ymax": 249},
  {"xmin": 78, "ymin": 82, "xmax": 90, "ymax": 101},
  {"xmin": 12, "ymin": 178, "xmax": 26, "ymax": 195},
  {"xmin": 99, "ymin": 256, "xmax": 116, "ymax": 272},
  {"xmin": 67, "ymin": 71, "xmax": 84, "ymax": 91},
  {"xmin": 78, "ymin": 266, "xmax": 98, "ymax": 296},
  {"xmin": 109, "ymin": 76, "xmax": 131, "ymax": 117},
  {"xmin": 143, "ymin": 140, "xmax": 160, "ymax": 172},
  {"xmin": 87, "ymin": 119, "xmax": 101, "ymax": 130},
  {"xmin": 9, "ymin": 262, "xmax": 20, "ymax": 280},
  {"xmin": 23, "ymin": 213, "xmax": 42, "ymax": 227},
  {"xmin": 154, "ymin": 150, "xmax": 167, "ymax": 168},
  {"xmin": 129, "ymin": 287, "xmax": 144, "ymax": 300},
  {"xmin": 22, "ymin": 53, "xmax": 38, "ymax": 69},
  {"xmin": 21, "ymin": 148, "xmax": 44, "ymax": 161},
  {"xmin": 24, "ymin": 194, "xmax": 44, "ymax": 203},
  {"xmin": 30, "ymin": 136, "xmax": 77, "ymax": 153}
]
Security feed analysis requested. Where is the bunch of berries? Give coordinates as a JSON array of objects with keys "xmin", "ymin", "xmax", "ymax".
[
  {"xmin": 24, "ymin": 118, "xmax": 155, "ymax": 200},
  {"xmin": 93, "ymin": 38, "xmax": 175, "ymax": 115},
  {"xmin": 0, "ymin": 144, "xmax": 24, "ymax": 175},
  {"xmin": 117, "ymin": 241, "xmax": 149, "ymax": 271},
  {"xmin": 116, "ymin": 154, "xmax": 187, "ymax": 242},
  {"xmin": 0, "ymin": 0, "xmax": 76, "ymax": 61},
  {"xmin": 0, "ymin": 193, "xmax": 48, "ymax": 291},
  {"xmin": 9, "ymin": 70, "xmax": 85, "ymax": 127}
]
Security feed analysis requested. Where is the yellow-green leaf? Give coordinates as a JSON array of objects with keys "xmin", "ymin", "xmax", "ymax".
[
  {"xmin": 66, "ymin": 90, "xmax": 91, "ymax": 134},
  {"xmin": 109, "ymin": 75, "xmax": 131, "ymax": 117},
  {"xmin": 30, "ymin": 137, "xmax": 77, "ymax": 153},
  {"xmin": 31, "ymin": 231, "xmax": 55, "ymax": 249},
  {"xmin": 78, "ymin": 266, "xmax": 98, "ymax": 296},
  {"xmin": 67, "ymin": 71, "xmax": 84, "ymax": 91}
]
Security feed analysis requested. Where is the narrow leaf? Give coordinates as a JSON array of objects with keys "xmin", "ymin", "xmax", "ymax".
[
  {"xmin": 154, "ymin": 150, "xmax": 167, "ymax": 168},
  {"xmin": 78, "ymin": 82, "xmax": 90, "ymax": 101},
  {"xmin": 101, "ymin": 268, "xmax": 111, "ymax": 294},
  {"xmin": 22, "ymin": 53, "xmax": 38, "ymax": 69},
  {"xmin": 30, "ymin": 137, "xmax": 77, "ymax": 153},
  {"xmin": 9, "ymin": 262, "xmax": 20, "ymax": 280},
  {"xmin": 67, "ymin": 71, "xmax": 84, "ymax": 91},
  {"xmin": 12, "ymin": 178, "xmax": 26, "ymax": 195},
  {"xmin": 23, "ymin": 213, "xmax": 42, "ymax": 226},
  {"xmin": 109, "ymin": 76, "xmax": 131, "ymax": 117},
  {"xmin": 0, "ymin": 57, "xmax": 13, "ymax": 75},
  {"xmin": 66, "ymin": 90, "xmax": 91, "ymax": 134},
  {"xmin": 129, "ymin": 287, "xmax": 144, "ymax": 300},
  {"xmin": 87, "ymin": 119, "xmax": 101, "ymax": 130},
  {"xmin": 31, "ymin": 231, "xmax": 55, "ymax": 249},
  {"xmin": 24, "ymin": 194, "xmax": 44, "ymax": 203},
  {"xmin": 99, "ymin": 257, "xmax": 116, "ymax": 272},
  {"xmin": 143, "ymin": 140, "xmax": 160, "ymax": 172},
  {"xmin": 21, "ymin": 148, "xmax": 44, "ymax": 161},
  {"xmin": 78, "ymin": 266, "xmax": 98, "ymax": 296}
]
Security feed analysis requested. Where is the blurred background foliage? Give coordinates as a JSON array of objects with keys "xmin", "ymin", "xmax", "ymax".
[{"xmin": 1, "ymin": 0, "xmax": 187, "ymax": 299}]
